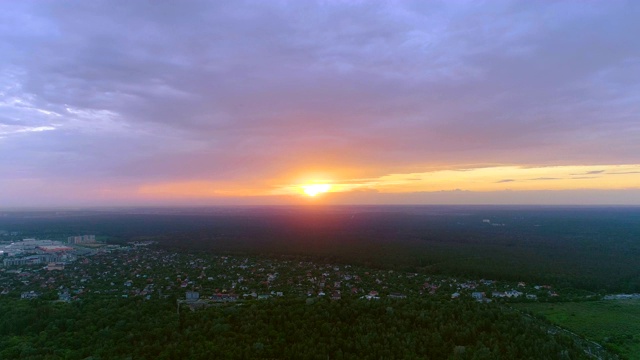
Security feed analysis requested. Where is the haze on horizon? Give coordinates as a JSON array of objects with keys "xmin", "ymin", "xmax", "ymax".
[{"xmin": 1, "ymin": 0, "xmax": 639, "ymax": 207}]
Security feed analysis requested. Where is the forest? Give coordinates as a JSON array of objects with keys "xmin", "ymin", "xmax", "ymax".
[
  {"xmin": 0, "ymin": 295, "xmax": 600, "ymax": 359},
  {"xmin": 0, "ymin": 205, "xmax": 638, "ymax": 359},
  {"xmin": 2, "ymin": 206, "xmax": 638, "ymax": 292}
]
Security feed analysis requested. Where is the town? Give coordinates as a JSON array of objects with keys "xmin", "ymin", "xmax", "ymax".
[
  {"xmin": 0, "ymin": 232, "xmax": 630, "ymax": 359},
  {"xmin": 1, "ymin": 237, "xmax": 570, "ymax": 306}
]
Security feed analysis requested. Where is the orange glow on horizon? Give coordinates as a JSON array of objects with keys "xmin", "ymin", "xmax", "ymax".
[
  {"xmin": 134, "ymin": 164, "xmax": 640, "ymax": 201},
  {"xmin": 137, "ymin": 181, "xmax": 263, "ymax": 198},
  {"xmin": 301, "ymin": 184, "xmax": 331, "ymax": 197}
]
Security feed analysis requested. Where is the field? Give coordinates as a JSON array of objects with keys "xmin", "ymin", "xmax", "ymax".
[{"xmin": 515, "ymin": 300, "xmax": 640, "ymax": 359}]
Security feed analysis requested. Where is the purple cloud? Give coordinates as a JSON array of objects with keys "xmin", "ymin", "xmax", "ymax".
[{"xmin": 0, "ymin": 0, "xmax": 639, "ymax": 205}]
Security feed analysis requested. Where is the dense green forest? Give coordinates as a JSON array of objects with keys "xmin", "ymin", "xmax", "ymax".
[
  {"xmin": 0, "ymin": 296, "xmax": 597, "ymax": 360},
  {"xmin": 2, "ymin": 206, "xmax": 638, "ymax": 292},
  {"xmin": 1, "ymin": 206, "xmax": 637, "ymax": 359}
]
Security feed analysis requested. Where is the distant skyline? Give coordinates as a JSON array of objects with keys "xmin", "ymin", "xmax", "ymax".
[{"xmin": 1, "ymin": 1, "xmax": 639, "ymax": 206}]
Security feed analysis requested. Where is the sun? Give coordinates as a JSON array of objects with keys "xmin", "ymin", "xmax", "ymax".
[{"xmin": 301, "ymin": 184, "xmax": 331, "ymax": 197}]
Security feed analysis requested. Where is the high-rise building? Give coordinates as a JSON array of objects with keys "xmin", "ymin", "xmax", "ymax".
[{"xmin": 68, "ymin": 235, "xmax": 95, "ymax": 244}]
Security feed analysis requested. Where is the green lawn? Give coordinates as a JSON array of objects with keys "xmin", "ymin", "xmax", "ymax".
[{"xmin": 515, "ymin": 300, "xmax": 640, "ymax": 359}]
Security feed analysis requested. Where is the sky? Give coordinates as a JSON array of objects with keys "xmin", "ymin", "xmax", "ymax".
[{"xmin": 1, "ymin": 0, "xmax": 639, "ymax": 207}]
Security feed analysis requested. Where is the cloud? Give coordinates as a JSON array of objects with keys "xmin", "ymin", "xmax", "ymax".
[
  {"xmin": 0, "ymin": 0, "xmax": 639, "ymax": 205},
  {"xmin": 496, "ymin": 179, "xmax": 516, "ymax": 183},
  {"xmin": 324, "ymin": 189, "xmax": 640, "ymax": 206},
  {"xmin": 609, "ymin": 171, "xmax": 640, "ymax": 175},
  {"xmin": 0, "ymin": 124, "xmax": 55, "ymax": 136},
  {"xmin": 571, "ymin": 170, "xmax": 605, "ymax": 175}
]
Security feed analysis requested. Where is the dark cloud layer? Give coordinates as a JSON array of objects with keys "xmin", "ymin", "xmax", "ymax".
[{"xmin": 1, "ymin": 0, "xmax": 639, "ymax": 205}]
